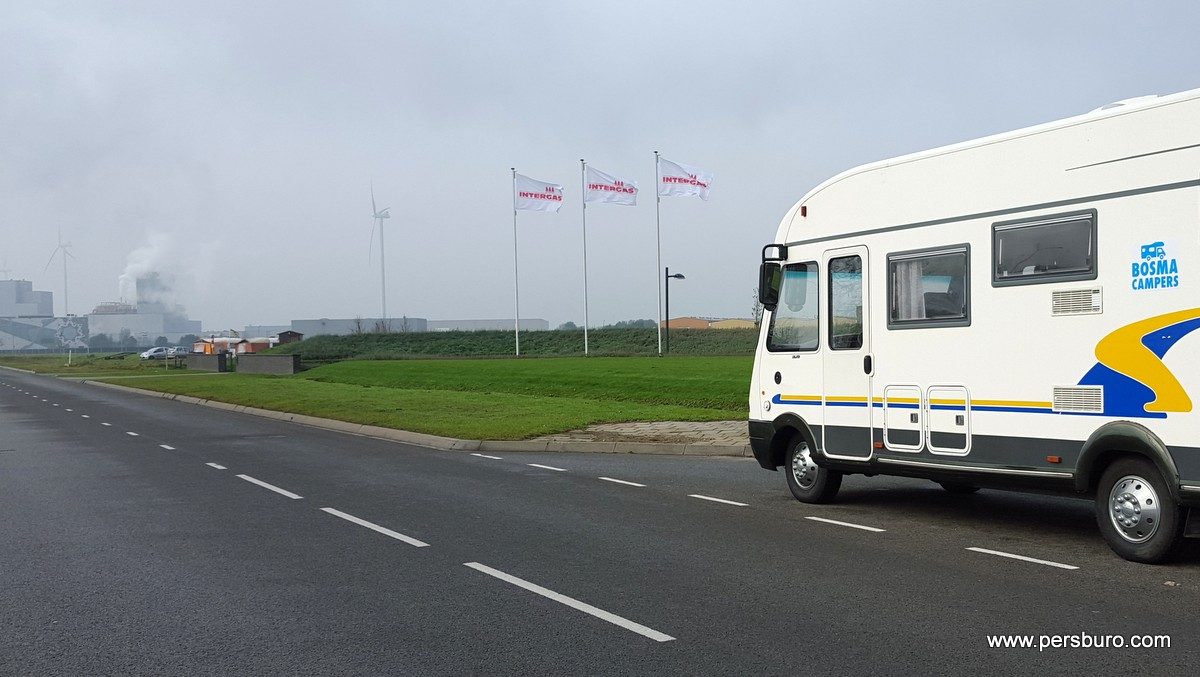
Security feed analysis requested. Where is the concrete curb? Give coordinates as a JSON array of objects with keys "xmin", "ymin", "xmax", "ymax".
[
  {"xmin": 0, "ymin": 364, "xmax": 36, "ymax": 374},
  {"xmin": 81, "ymin": 379, "xmax": 751, "ymax": 458}
]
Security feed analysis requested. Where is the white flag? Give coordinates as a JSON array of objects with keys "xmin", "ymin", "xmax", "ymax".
[
  {"xmin": 514, "ymin": 173, "xmax": 564, "ymax": 212},
  {"xmin": 584, "ymin": 165, "xmax": 638, "ymax": 206},
  {"xmin": 658, "ymin": 157, "xmax": 714, "ymax": 200}
]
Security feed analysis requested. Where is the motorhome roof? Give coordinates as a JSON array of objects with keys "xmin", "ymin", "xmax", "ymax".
[
  {"xmin": 777, "ymin": 84, "xmax": 1200, "ymax": 243},
  {"xmin": 801, "ymin": 88, "xmax": 1199, "ymax": 206}
]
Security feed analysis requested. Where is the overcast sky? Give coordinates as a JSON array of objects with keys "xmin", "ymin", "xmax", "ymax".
[{"xmin": 3, "ymin": 1, "xmax": 1199, "ymax": 330}]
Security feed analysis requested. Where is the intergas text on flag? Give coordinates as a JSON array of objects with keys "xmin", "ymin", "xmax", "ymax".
[
  {"xmin": 657, "ymin": 157, "xmax": 714, "ymax": 200},
  {"xmin": 584, "ymin": 165, "xmax": 639, "ymax": 205},
  {"xmin": 513, "ymin": 172, "xmax": 565, "ymax": 212}
]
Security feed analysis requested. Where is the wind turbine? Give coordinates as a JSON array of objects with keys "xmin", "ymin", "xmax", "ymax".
[
  {"xmin": 44, "ymin": 229, "xmax": 75, "ymax": 316},
  {"xmin": 369, "ymin": 183, "xmax": 392, "ymax": 326}
]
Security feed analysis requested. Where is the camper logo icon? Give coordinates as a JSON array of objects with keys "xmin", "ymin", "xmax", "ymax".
[{"xmin": 1132, "ymin": 241, "xmax": 1179, "ymax": 291}]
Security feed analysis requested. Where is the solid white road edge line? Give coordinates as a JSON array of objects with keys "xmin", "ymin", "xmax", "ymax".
[
  {"xmin": 236, "ymin": 474, "xmax": 303, "ymax": 499},
  {"xmin": 463, "ymin": 562, "xmax": 675, "ymax": 643},
  {"xmin": 599, "ymin": 477, "xmax": 646, "ymax": 487},
  {"xmin": 206, "ymin": 463, "xmax": 227, "ymax": 470},
  {"xmin": 471, "ymin": 453, "xmax": 503, "ymax": 460},
  {"xmin": 688, "ymin": 494, "xmax": 749, "ymax": 507},
  {"xmin": 966, "ymin": 547, "xmax": 1079, "ymax": 570},
  {"xmin": 527, "ymin": 463, "xmax": 568, "ymax": 472},
  {"xmin": 804, "ymin": 516, "xmax": 886, "ymax": 533},
  {"xmin": 159, "ymin": 444, "xmax": 175, "ymax": 450},
  {"xmin": 320, "ymin": 507, "xmax": 429, "ymax": 548}
]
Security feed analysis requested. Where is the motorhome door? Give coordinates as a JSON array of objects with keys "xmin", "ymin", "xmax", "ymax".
[{"xmin": 822, "ymin": 246, "xmax": 874, "ymax": 460}]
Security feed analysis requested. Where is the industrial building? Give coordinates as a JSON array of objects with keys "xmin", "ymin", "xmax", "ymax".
[
  {"xmin": 427, "ymin": 318, "xmax": 549, "ymax": 331},
  {"xmin": 660, "ymin": 317, "xmax": 756, "ymax": 329},
  {"xmin": 290, "ymin": 317, "xmax": 429, "ymax": 336},
  {"xmin": 86, "ymin": 273, "xmax": 202, "ymax": 344},
  {"xmin": 0, "ymin": 279, "xmax": 87, "ymax": 351},
  {"xmin": 87, "ymin": 301, "xmax": 201, "ymax": 344},
  {"xmin": 0, "ymin": 280, "xmax": 54, "ymax": 318}
]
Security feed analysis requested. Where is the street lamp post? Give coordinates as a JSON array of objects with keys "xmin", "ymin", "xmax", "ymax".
[{"xmin": 664, "ymin": 267, "xmax": 685, "ymax": 354}]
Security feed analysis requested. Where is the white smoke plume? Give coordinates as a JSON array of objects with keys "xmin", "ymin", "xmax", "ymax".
[{"xmin": 117, "ymin": 231, "xmax": 204, "ymax": 312}]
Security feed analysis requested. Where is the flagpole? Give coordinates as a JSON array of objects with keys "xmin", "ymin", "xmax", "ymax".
[
  {"xmin": 511, "ymin": 167, "xmax": 520, "ymax": 357},
  {"xmin": 654, "ymin": 150, "xmax": 663, "ymax": 356},
  {"xmin": 580, "ymin": 159, "xmax": 590, "ymax": 356}
]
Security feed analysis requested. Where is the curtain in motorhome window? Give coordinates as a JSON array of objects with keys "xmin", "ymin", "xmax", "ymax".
[
  {"xmin": 828, "ymin": 256, "xmax": 863, "ymax": 350},
  {"xmin": 767, "ymin": 262, "xmax": 819, "ymax": 351},
  {"xmin": 888, "ymin": 247, "xmax": 969, "ymax": 327},
  {"xmin": 993, "ymin": 212, "xmax": 1096, "ymax": 285}
]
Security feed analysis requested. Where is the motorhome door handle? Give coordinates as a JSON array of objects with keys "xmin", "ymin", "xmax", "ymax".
[{"xmin": 863, "ymin": 354, "xmax": 873, "ymax": 375}]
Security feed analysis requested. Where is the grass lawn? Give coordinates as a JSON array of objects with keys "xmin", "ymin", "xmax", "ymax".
[
  {"xmin": 96, "ymin": 356, "xmax": 752, "ymax": 440},
  {"xmin": 0, "ymin": 353, "xmax": 189, "ymax": 377}
]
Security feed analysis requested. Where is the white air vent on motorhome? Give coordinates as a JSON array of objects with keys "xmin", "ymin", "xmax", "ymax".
[
  {"xmin": 1051, "ymin": 288, "xmax": 1102, "ymax": 316},
  {"xmin": 1052, "ymin": 386, "xmax": 1104, "ymax": 413}
]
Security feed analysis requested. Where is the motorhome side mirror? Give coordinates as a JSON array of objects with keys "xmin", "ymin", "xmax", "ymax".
[
  {"xmin": 759, "ymin": 262, "xmax": 781, "ymax": 311},
  {"xmin": 762, "ymin": 244, "xmax": 788, "ymax": 262}
]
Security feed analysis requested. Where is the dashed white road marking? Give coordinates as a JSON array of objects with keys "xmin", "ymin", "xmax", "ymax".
[
  {"xmin": 599, "ymin": 476, "xmax": 645, "ymax": 488},
  {"xmin": 81, "ymin": 415, "xmax": 90, "ymax": 419},
  {"xmin": 65, "ymin": 408, "xmax": 72, "ymax": 412},
  {"xmin": 463, "ymin": 562, "xmax": 675, "ymax": 643},
  {"xmin": 236, "ymin": 474, "xmax": 302, "ymax": 499},
  {"xmin": 688, "ymin": 494, "xmax": 748, "ymax": 507},
  {"xmin": 966, "ymin": 547, "xmax": 1079, "ymax": 570},
  {"xmin": 205, "ymin": 462, "xmax": 227, "ymax": 470},
  {"xmin": 52, "ymin": 403, "xmax": 59, "ymax": 407},
  {"xmin": 320, "ymin": 507, "xmax": 429, "ymax": 547},
  {"xmin": 471, "ymin": 453, "xmax": 503, "ymax": 460},
  {"xmin": 805, "ymin": 516, "xmax": 885, "ymax": 533},
  {"xmin": 100, "ymin": 422, "xmax": 112, "ymax": 427},
  {"xmin": 126, "ymin": 431, "xmax": 139, "ymax": 437},
  {"xmin": 527, "ymin": 463, "xmax": 567, "ymax": 472},
  {"xmin": 159, "ymin": 444, "xmax": 175, "ymax": 450}
]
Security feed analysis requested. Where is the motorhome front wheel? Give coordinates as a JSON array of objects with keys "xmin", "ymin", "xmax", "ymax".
[{"xmin": 785, "ymin": 437, "xmax": 842, "ymax": 504}]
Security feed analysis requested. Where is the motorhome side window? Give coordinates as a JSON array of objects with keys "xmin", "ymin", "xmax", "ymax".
[
  {"xmin": 766, "ymin": 262, "xmax": 819, "ymax": 352},
  {"xmin": 888, "ymin": 245, "xmax": 970, "ymax": 328},
  {"xmin": 828, "ymin": 256, "xmax": 863, "ymax": 350},
  {"xmin": 992, "ymin": 211, "xmax": 1097, "ymax": 285}
]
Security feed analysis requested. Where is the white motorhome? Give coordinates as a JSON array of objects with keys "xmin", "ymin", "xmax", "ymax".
[{"xmin": 750, "ymin": 88, "xmax": 1200, "ymax": 563}]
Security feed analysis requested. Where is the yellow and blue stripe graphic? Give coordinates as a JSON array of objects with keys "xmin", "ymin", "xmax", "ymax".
[
  {"xmin": 771, "ymin": 394, "xmax": 1052, "ymax": 414},
  {"xmin": 1078, "ymin": 307, "xmax": 1200, "ymax": 418}
]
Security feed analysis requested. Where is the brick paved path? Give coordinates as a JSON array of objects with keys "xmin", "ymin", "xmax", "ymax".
[{"xmin": 535, "ymin": 420, "xmax": 747, "ymax": 446}]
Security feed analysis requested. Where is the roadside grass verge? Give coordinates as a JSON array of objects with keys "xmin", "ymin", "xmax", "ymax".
[
  {"xmin": 300, "ymin": 356, "xmax": 752, "ymax": 411},
  {"xmin": 0, "ymin": 353, "xmax": 186, "ymax": 377},
  {"xmin": 102, "ymin": 371, "xmax": 743, "ymax": 440}
]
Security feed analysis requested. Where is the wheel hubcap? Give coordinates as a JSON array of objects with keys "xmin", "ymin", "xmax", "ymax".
[
  {"xmin": 791, "ymin": 442, "xmax": 818, "ymax": 490},
  {"xmin": 1108, "ymin": 475, "xmax": 1160, "ymax": 544}
]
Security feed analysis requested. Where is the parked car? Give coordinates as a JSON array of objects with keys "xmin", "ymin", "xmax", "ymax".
[
  {"xmin": 167, "ymin": 347, "xmax": 188, "ymax": 358},
  {"xmin": 139, "ymin": 346, "xmax": 170, "ymax": 360}
]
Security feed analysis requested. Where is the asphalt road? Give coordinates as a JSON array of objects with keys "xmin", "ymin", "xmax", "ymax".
[{"xmin": 2, "ymin": 369, "xmax": 1198, "ymax": 675}]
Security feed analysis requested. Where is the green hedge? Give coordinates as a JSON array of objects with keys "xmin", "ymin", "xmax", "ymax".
[{"xmin": 267, "ymin": 327, "xmax": 758, "ymax": 362}]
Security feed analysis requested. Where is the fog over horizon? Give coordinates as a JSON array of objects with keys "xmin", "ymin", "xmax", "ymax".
[{"xmin": 3, "ymin": 1, "xmax": 1199, "ymax": 331}]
